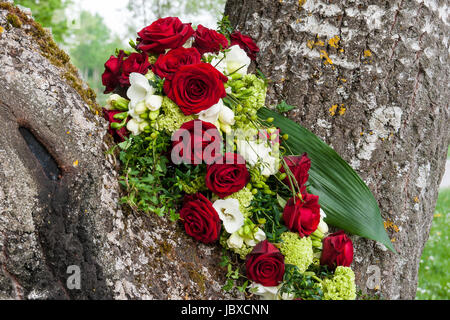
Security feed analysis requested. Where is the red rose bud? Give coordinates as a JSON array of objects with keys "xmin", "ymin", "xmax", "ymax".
[
  {"xmin": 101, "ymin": 51, "xmax": 150, "ymax": 94},
  {"xmin": 171, "ymin": 119, "xmax": 222, "ymax": 165},
  {"xmin": 280, "ymin": 153, "xmax": 311, "ymax": 193},
  {"xmin": 230, "ymin": 31, "xmax": 260, "ymax": 60},
  {"xmin": 180, "ymin": 193, "xmax": 221, "ymax": 244},
  {"xmin": 245, "ymin": 240, "xmax": 285, "ymax": 287},
  {"xmin": 320, "ymin": 231, "xmax": 354, "ymax": 269},
  {"xmin": 205, "ymin": 153, "xmax": 250, "ymax": 198},
  {"xmin": 137, "ymin": 17, "xmax": 195, "ymax": 54},
  {"xmin": 152, "ymin": 47, "xmax": 201, "ymax": 80},
  {"xmin": 119, "ymin": 52, "xmax": 151, "ymax": 87},
  {"xmin": 193, "ymin": 24, "xmax": 229, "ymax": 55},
  {"xmin": 102, "ymin": 50, "xmax": 127, "ymax": 94},
  {"xmin": 163, "ymin": 63, "xmax": 228, "ymax": 115},
  {"xmin": 283, "ymin": 193, "xmax": 321, "ymax": 237},
  {"xmin": 102, "ymin": 109, "xmax": 130, "ymax": 143}
]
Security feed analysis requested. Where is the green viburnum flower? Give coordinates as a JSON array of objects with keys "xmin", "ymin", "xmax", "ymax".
[
  {"xmin": 322, "ymin": 266, "xmax": 356, "ymax": 300},
  {"xmin": 225, "ymin": 187, "xmax": 254, "ymax": 217},
  {"xmin": 280, "ymin": 232, "xmax": 314, "ymax": 273},
  {"xmin": 156, "ymin": 97, "xmax": 195, "ymax": 133},
  {"xmin": 233, "ymin": 74, "xmax": 267, "ymax": 111}
]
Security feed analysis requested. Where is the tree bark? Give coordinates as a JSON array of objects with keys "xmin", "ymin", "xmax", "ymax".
[
  {"xmin": 0, "ymin": 2, "xmax": 237, "ymax": 300},
  {"xmin": 225, "ymin": 0, "xmax": 449, "ymax": 299}
]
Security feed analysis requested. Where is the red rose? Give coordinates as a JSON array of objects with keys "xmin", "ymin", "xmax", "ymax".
[
  {"xmin": 119, "ymin": 52, "xmax": 151, "ymax": 87},
  {"xmin": 180, "ymin": 193, "xmax": 221, "ymax": 244},
  {"xmin": 245, "ymin": 240, "xmax": 285, "ymax": 287},
  {"xmin": 102, "ymin": 51, "xmax": 150, "ymax": 94},
  {"xmin": 230, "ymin": 31, "xmax": 260, "ymax": 60},
  {"xmin": 205, "ymin": 153, "xmax": 250, "ymax": 198},
  {"xmin": 164, "ymin": 63, "xmax": 228, "ymax": 115},
  {"xmin": 102, "ymin": 109, "xmax": 129, "ymax": 142},
  {"xmin": 172, "ymin": 120, "xmax": 222, "ymax": 165},
  {"xmin": 102, "ymin": 50, "xmax": 127, "ymax": 94},
  {"xmin": 280, "ymin": 153, "xmax": 311, "ymax": 193},
  {"xmin": 137, "ymin": 17, "xmax": 195, "ymax": 54},
  {"xmin": 283, "ymin": 193, "xmax": 320, "ymax": 237},
  {"xmin": 193, "ymin": 24, "xmax": 229, "ymax": 55},
  {"xmin": 320, "ymin": 231, "xmax": 354, "ymax": 269},
  {"xmin": 152, "ymin": 47, "xmax": 201, "ymax": 80}
]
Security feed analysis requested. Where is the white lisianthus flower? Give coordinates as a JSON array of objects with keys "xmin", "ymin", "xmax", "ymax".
[
  {"xmin": 225, "ymin": 45, "xmax": 251, "ymax": 76},
  {"xmin": 126, "ymin": 118, "xmax": 142, "ymax": 136},
  {"xmin": 213, "ymin": 198, "xmax": 245, "ymax": 234},
  {"xmin": 227, "ymin": 232, "xmax": 244, "ymax": 249},
  {"xmin": 237, "ymin": 139, "xmax": 279, "ymax": 176},
  {"xmin": 208, "ymin": 45, "xmax": 251, "ymax": 77},
  {"xmin": 245, "ymin": 228, "xmax": 267, "ymax": 247}
]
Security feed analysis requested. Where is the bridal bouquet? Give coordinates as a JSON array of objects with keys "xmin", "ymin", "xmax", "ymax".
[{"xmin": 101, "ymin": 16, "xmax": 393, "ymax": 300}]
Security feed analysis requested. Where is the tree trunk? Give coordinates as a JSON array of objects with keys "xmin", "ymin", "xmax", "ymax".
[
  {"xmin": 0, "ymin": 2, "xmax": 236, "ymax": 300},
  {"xmin": 225, "ymin": 0, "xmax": 449, "ymax": 299}
]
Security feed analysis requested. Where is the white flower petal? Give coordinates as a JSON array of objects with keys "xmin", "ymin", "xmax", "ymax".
[
  {"xmin": 245, "ymin": 228, "xmax": 267, "ymax": 247},
  {"xmin": 219, "ymin": 106, "xmax": 235, "ymax": 125},
  {"xmin": 227, "ymin": 232, "xmax": 244, "ymax": 249},
  {"xmin": 250, "ymin": 283, "xmax": 280, "ymax": 300},
  {"xmin": 197, "ymin": 100, "xmax": 223, "ymax": 124},
  {"xmin": 145, "ymin": 95, "xmax": 163, "ymax": 111},
  {"xmin": 213, "ymin": 199, "xmax": 244, "ymax": 234},
  {"xmin": 226, "ymin": 45, "xmax": 251, "ymax": 76},
  {"xmin": 126, "ymin": 119, "xmax": 141, "ymax": 136},
  {"xmin": 127, "ymin": 73, "xmax": 154, "ymax": 103}
]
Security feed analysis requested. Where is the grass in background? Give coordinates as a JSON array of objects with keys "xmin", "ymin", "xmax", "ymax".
[{"xmin": 416, "ymin": 188, "xmax": 450, "ymax": 299}]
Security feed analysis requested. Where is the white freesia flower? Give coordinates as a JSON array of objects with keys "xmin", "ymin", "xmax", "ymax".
[
  {"xmin": 145, "ymin": 94, "xmax": 163, "ymax": 111},
  {"xmin": 219, "ymin": 105, "xmax": 235, "ymax": 126},
  {"xmin": 237, "ymin": 139, "xmax": 279, "ymax": 176},
  {"xmin": 318, "ymin": 211, "xmax": 329, "ymax": 234},
  {"xmin": 208, "ymin": 45, "xmax": 251, "ymax": 76},
  {"xmin": 249, "ymin": 283, "xmax": 280, "ymax": 300},
  {"xmin": 127, "ymin": 73, "xmax": 163, "ymax": 120},
  {"xmin": 250, "ymin": 283, "xmax": 295, "ymax": 300},
  {"xmin": 104, "ymin": 94, "xmax": 123, "ymax": 110},
  {"xmin": 213, "ymin": 199, "xmax": 244, "ymax": 234},
  {"xmin": 227, "ymin": 232, "xmax": 244, "ymax": 249},
  {"xmin": 197, "ymin": 99, "xmax": 223, "ymax": 124},
  {"xmin": 245, "ymin": 228, "xmax": 266, "ymax": 247},
  {"xmin": 126, "ymin": 118, "xmax": 142, "ymax": 136}
]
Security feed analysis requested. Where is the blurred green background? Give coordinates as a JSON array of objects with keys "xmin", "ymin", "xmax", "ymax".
[{"xmin": 13, "ymin": 0, "xmax": 449, "ymax": 300}]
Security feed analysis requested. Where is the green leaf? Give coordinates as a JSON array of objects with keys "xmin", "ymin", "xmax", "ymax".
[
  {"xmin": 276, "ymin": 100, "xmax": 296, "ymax": 113},
  {"xmin": 258, "ymin": 108, "xmax": 395, "ymax": 252}
]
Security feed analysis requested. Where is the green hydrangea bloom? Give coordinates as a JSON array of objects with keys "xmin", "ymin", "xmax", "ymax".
[
  {"xmin": 280, "ymin": 232, "xmax": 314, "ymax": 273},
  {"xmin": 239, "ymin": 74, "xmax": 267, "ymax": 111},
  {"xmin": 156, "ymin": 97, "xmax": 195, "ymax": 133},
  {"xmin": 322, "ymin": 266, "xmax": 356, "ymax": 300},
  {"xmin": 225, "ymin": 187, "xmax": 254, "ymax": 217}
]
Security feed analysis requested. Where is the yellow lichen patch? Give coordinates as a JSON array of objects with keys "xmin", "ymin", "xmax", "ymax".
[
  {"xmin": 307, "ymin": 39, "xmax": 325, "ymax": 49},
  {"xmin": 360, "ymin": 131, "xmax": 364, "ymax": 136},
  {"xmin": 339, "ymin": 78, "xmax": 347, "ymax": 82},
  {"xmin": 391, "ymin": 238, "xmax": 396, "ymax": 243},
  {"xmin": 338, "ymin": 105, "xmax": 346, "ymax": 115},
  {"xmin": 364, "ymin": 49, "xmax": 372, "ymax": 57},
  {"xmin": 298, "ymin": 0, "xmax": 306, "ymax": 7},
  {"xmin": 320, "ymin": 50, "xmax": 333, "ymax": 65},
  {"xmin": 328, "ymin": 35, "xmax": 340, "ymax": 49},
  {"xmin": 73, "ymin": 160, "xmax": 79, "ymax": 167},
  {"xmin": 384, "ymin": 219, "xmax": 400, "ymax": 233},
  {"xmin": 414, "ymin": 196, "xmax": 420, "ymax": 203},
  {"xmin": 329, "ymin": 104, "xmax": 338, "ymax": 116},
  {"xmin": 0, "ymin": 26, "xmax": 4, "ymax": 34}
]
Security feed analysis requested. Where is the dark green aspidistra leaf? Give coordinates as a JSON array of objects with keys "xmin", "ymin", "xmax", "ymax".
[{"xmin": 258, "ymin": 108, "xmax": 395, "ymax": 252}]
